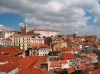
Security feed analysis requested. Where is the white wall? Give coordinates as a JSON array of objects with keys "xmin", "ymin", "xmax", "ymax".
[
  {"xmin": 30, "ymin": 37, "xmax": 44, "ymax": 44},
  {"xmin": 34, "ymin": 31, "xmax": 58, "ymax": 37},
  {"xmin": 39, "ymin": 48, "xmax": 52, "ymax": 56},
  {"xmin": 62, "ymin": 61, "xmax": 70, "ymax": 69}
]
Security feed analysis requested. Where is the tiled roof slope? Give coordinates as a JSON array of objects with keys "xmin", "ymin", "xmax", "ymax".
[
  {"xmin": 0, "ymin": 62, "xmax": 18, "ymax": 72},
  {"xmin": 87, "ymin": 69, "xmax": 100, "ymax": 74},
  {"xmin": 18, "ymin": 56, "xmax": 47, "ymax": 69},
  {"xmin": 60, "ymin": 53, "xmax": 76, "ymax": 60},
  {"xmin": 0, "ymin": 46, "xmax": 23, "ymax": 56},
  {"xmin": 18, "ymin": 68, "xmax": 51, "ymax": 74},
  {"xmin": 0, "ymin": 56, "xmax": 22, "ymax": 73}
]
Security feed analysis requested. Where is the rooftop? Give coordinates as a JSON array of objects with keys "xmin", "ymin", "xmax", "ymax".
[
  {"xmin": 0, "ymin": 46, "xmax": 23, "ymax": 56},
  {"xmin": 60, "ymin": 52, "xmax": 77, "ymax": 60}
]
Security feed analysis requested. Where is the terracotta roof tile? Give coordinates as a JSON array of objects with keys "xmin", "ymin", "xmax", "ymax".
[
  {"xmin": 18, "ymin": 56, "xmax": 47, "ymax": 69},
  {"xmin": 79, "ymin": 63, "xmax": 85, "ymax": 69},
  {"xmin": 0, "ymin": 46, "xmax": 23, "ymax": 56},
  {"xmin": 50, "ymin": 60, "xmax": 68, "ymax": 67},
  {"xmin": 88, "ymin": 69, "xmax": 100, "ymax": 74},
  {"xmin": 29, "ymin": 43, "xmax": 50, "ymax": 48},
  {"xmin": 18, "ymin": 68, "xmax": 51, "ymax": 74},
  {"xmin": 95, "ymin": 41, "xmax": 100, "ymax": 45},
  {"xmin": 33, "ymin": 56, "xmax": 47, "ymax": 68},
  {"xmin": 0, "ymin": 55, "xmax": 7, "ymax": 62},
  {"xmin": 60, "ymin": 53, "xmax": 76, "ymax": 60},
  {"xmin": 66, "ymin": 67, "xmax": 76, "ymax": 73},
  {"xmin": 62, "ymin": 48, "xmax": 80, "ymax": 51},
  {"xmin": 60, "ymin": 60, "xmax": 68, "ymax": 64},
  {"xmin": 0, "ymin": 55, "xmax": 23, "ymax": 73},
  {"xmin": 56, "ymin": 37, "xmax": 62, "ymax": 40},
  {"xmin": 50, "ymin": 61, "xmax": 61, "ymax": 67},
  {"xmin": 0, "ymin": 62, "xmax": 18, "ymax": 72},
  {"xmin": 29, "ymin": 43, "xmax": 39, "ymax": 47},
  {"xmin": 81, "ymin": 53, "xmax": 96, "ymax": 58},
  {"xmin": 4, "ymin": 37, "xmax": 12, "ymax": 42}
]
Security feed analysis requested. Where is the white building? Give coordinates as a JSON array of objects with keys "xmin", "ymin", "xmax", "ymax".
[
  {"xmin": 30, "ymin": 35, "xmax": 44, "ymax": 44},
  {"xmin": 39, "ymin": 47, "xmax": 52, "ymax": 56},
  {"xmin": 48, "ymin": 60, "xmax": 69, "ymax": 71},
  {"xmin": 12, "ymin": 34, "xmax": 33, "ymax": 50},
  {"xmin": 29, "ymin": 44, "xmax": 52, "ymax": 56},
  {"xmin": 0, "ymin": 38, "xmax": 12, "ymax": 46},
  {"xmin": 0, "ymin": 30, "xmax": 14, "ymax": 39},
  {"xmin": 28, "ymin": 28, "xmax": 58, "ymax": 37},
  {"xmin": 12, "ymin": 34, "xmax": 45, "ymax": 50},
  {"xmin": 21, "ymin": 24, "xmax": 59, "ymax": 37}
]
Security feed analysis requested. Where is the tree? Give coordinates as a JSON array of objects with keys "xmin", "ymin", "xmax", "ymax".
[
  {"xmin": 62, "ymin": 69, "xmax": 68, "ymax": 74},
  {"xmin": 70, "ymin": 70, "xmax": 82, "ymax": 74}
]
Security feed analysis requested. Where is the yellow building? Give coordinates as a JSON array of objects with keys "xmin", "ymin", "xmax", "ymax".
[
  {"xmin": 12, "ymin": 34, "xmax": 33, "ymax": 50},
  {"xmin": 53, "ymin": 43, "xmax": 62, "ymax": 51}
]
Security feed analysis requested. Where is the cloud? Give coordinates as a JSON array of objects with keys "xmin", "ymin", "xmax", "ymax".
[
  {"xmin": 45, "ymin": 1, "xmax": 63, "ymax": 12},
  {"xmin": 0, "ymin": 24, "xmax": 13, "ymax": 31},
  {"xmin": 0, "ymin": 0, "xmax": 100, "ymax": 38}
]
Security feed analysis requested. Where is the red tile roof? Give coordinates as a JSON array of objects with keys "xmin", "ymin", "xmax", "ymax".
[
  {"xmin": 79, "ymin": 63, "xmax": 85, "ymax": 69},
  {"xmin": 0, "ymin": 53, "xmax": 23, "ymax": 72},
  {"xmin": 18, "ymin": 56, "xmax": 47, "ymax": 69},
  {"xmin": 95, "ymin": 41, "xmax": 100, "ymax": 45},
  {"xmin": 79, "ymin": 62, "xmax": 97, "ymax": 71},
  {"xmin": 56, "ymin": 37, "xmax": 62, "ymax": 40},
  {"xmin": 62, "ymin": 48, "xmax": 80, "ymax": 51},
  {"xmin": 18, "ymin": 56, "xmax": 34, "ymax": 69},
  {"xmin": 60, "ymin": 53, "xmax": 76, "ymax": 60},
  {"xmin": 33, "ymin": 56, "xmax": 47, "ymax": 68},
  {"xmin": 66, "ymin": 67, "xmax": 76, "ymax": 73},
  {"xmin": 53, "ymin": 68, "xmax": 62, "ymax": 72},
  {"xmin": 0, "ymin": 62, "xmax": 19, "ymax": 72},
  {"xmin": 0, "ymin": 54, "xmax": 23, "ymax": 62},
  {"xmin": 18, "ymin": 68, "xmax": 51, "ymax": 74},
  {"xmin": 29, "ymin": 43, "xmax": 39, "ymax": 47},
  {"xmin": 29, "ymin": 43, "xmax": 50, "ymax": 48},
  {"xmin": 81, "ymin": 53, "xmax": 96, "ymax": 58},
  {"xmin": 88, "ymin": 69, "xmax": 100, "ymax": 74},
  {"xmin": 60, "ymin": 60, "xmax": 68, "ymax": 64},
  {"xmin": 50, "ymin": 61, "xmax": 61, "ymax": 67},
  {"xmin": 4, "ymin": 37, "xmax": 12, "ymax": 42},
  {"xmin": 82, "ymin": 35, "xmax": 96, "ymax": 38},
  {"xmin": 0, "ymin": 55, "xmax": 7, "ymax": 62},
  {"xmin": 50, "ymin": 60, "xmax": 68, "ymax": 67},
  {"xmin": 84, "ymin": 42, "xmax": 95, "ymax": 46},
  {"xmin": 40, "ymin": 44, "xmax": 50, "ymax": 48},
  {"xmin": 0, "ymin": 46, "xmax": 23, "ymax": 56}
]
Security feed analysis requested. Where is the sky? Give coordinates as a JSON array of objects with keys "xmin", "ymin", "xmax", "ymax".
[{"xmin": 0, "ymin": 0, "xmax": 100, "ymax": 38}]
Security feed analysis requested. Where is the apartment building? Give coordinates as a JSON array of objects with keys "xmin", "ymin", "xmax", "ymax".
[
  {"xmin": 12, "ymin": 34, "xmax": 32, "ymax": 50},
  {"xmin": 12, "ymin": 34, "xmax": 45, "ymax": 51}
]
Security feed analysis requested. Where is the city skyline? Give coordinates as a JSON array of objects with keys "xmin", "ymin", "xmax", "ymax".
[{"xmin": 0, "ymin": 0, "xmax": 100, "ymax": 38}]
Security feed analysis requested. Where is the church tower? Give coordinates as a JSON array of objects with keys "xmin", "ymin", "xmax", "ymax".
[
  {"xmin": 21, "ymin": 23, "xmax": 29, "ymax": 34},
  {"xmin": 73, "ymin": 30, "xmax": 78, "ymax": 38}
]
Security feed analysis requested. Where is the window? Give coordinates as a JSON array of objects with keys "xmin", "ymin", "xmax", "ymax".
[{"xmin": 40, "ymin": 50, "xmax": 42, "ymax": 52}]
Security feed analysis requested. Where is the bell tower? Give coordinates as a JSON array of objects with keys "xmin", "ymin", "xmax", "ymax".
[
  {"xmin": 21, "ymin": 23, "xmax": 29, "ymax": 34},
  {"xmin": 73, "ymin": 30, "xmax": 78, "ymax": 38}
]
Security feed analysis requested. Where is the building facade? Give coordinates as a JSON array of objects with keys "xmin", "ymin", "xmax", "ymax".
[
  {"xmin": 21, "ymin": 24, "xmax": 58, "ymax": 37},
  {"xmin": 12, "ymin": 34, "xmax": 32, "ymax": 50}
]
